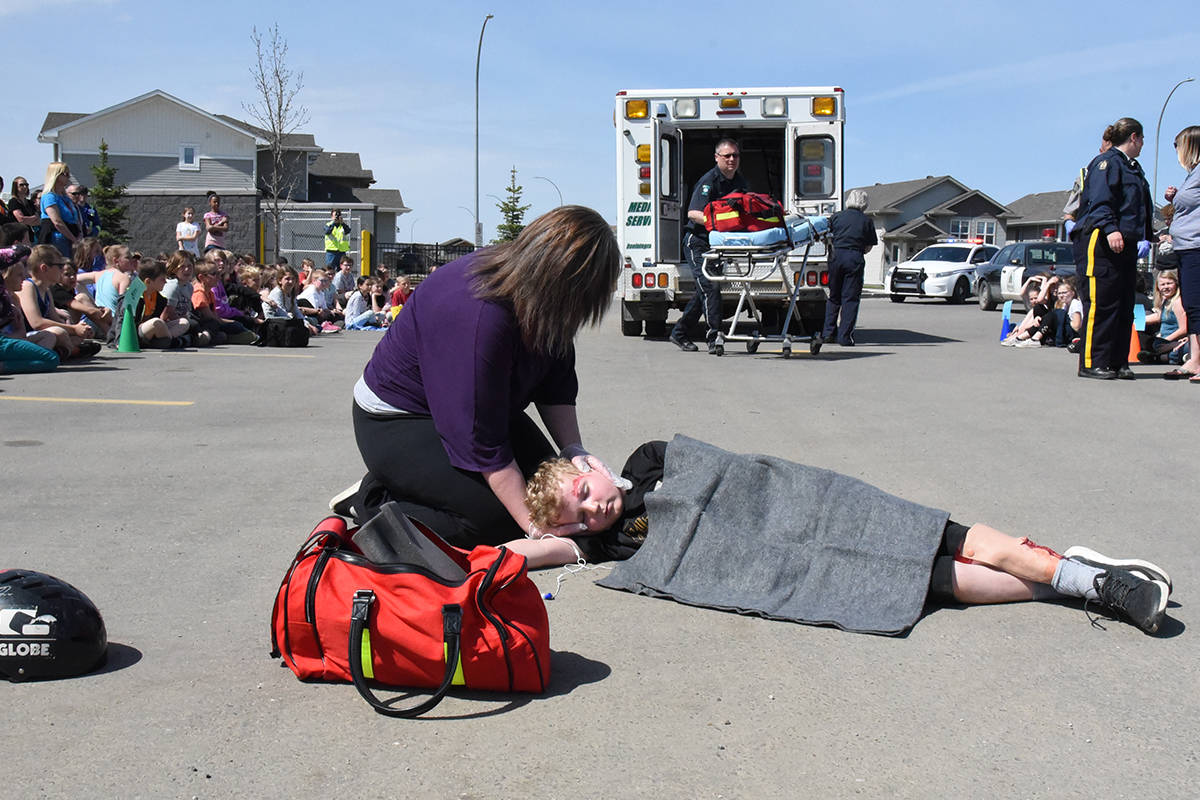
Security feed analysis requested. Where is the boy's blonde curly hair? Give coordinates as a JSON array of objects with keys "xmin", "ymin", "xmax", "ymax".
[{"xmin": 525, "ymin": 458, "xmax": 583, "ymax": 529}]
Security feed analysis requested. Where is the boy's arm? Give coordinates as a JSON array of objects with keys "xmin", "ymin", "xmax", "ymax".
[{"xmin": 502, "ymin": 535, "xmax": 582, "ymax": 569}]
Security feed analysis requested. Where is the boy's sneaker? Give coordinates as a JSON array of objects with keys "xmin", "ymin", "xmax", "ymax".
[
  {"xmin": 1063, "ymin": 546, "xmax": 1172, "ymax": 592},
  {"xmin": 328, "ymin": 480, "xmax": 362, "ymax": 518},
  {"xmin": 1093, "ymin": 570, "xmax": 1168, "ymax": 634},
  {"xmin": 1000, "ymin": 335, "xmax": 1018, "ymax": 347}
]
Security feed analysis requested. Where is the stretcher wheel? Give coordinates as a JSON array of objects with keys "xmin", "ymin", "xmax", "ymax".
[
  {"xmin": 713, "ymin": 344, "xmax": 724, "ymax": 357},
  {"xmin": 781, "ymin": 344, "xmax": 792, "ymax": 359},
  {"xmin": 746, "ymin": 340, "xmax": 760, "ymax": 354},
  {"xmin": 809, "ymin": 337, "xmax": 822, "ymax": 356}
]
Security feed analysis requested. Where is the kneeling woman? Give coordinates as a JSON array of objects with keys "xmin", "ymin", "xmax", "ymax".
[{"xmin": 346, "ymin": 206, "xmax": 620, "ymax": 548}]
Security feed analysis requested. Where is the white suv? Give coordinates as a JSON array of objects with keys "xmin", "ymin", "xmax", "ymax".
[{"xmin": 886, "ymin": 240, "xmax": 999, "ymax": 303}]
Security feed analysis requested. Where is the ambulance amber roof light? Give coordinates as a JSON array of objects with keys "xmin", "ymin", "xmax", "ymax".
[
  {"xmin": 625, "ymin": 100, "xmax": 649, "ymax": 119},
  {"xmin": 812, "ymin": 97, "xmax": 836, "ymax": 116},
  {"xmin": 719, "ymin": 97, "xmax": 742, "ymax": 109}
]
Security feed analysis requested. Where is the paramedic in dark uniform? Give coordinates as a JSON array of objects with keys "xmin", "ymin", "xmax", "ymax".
[
  {"xmin": 670, "ymin": 138, "xmax": 748, "ymax": 354},
  {"xmin": 1070, "ymin": 117, "xmax": 1153, "ymax": 380},
  {"xmin": 816, "ymin": 188, "xmax": 877, "ymax": 350}
]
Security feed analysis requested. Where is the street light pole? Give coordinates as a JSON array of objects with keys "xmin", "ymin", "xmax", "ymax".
[
  {"xmin": 474, "ymin": 13, "xmax": 494, "ymax": 248},
  {"xmin": 1154, "ymin": 77, "xmax": 1194, "ymax": 209},
  {"xmin": 409, "ymin": 218, "xmax": 420, "ymax": 243},
  {"xmin": 533, "ymin": 175, "xmax": 563, "ymax": 206}
]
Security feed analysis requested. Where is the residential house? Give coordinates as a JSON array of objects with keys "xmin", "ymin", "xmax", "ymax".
[
  {"xmin": 38, "ymin": 89, "xmax": 263, "ymax": 255},
  {"xmin": 38, "ymin": 90, "xmax": 410, "ymax": 266},
  {"xmin": 1005, "ymin": 190, "xmax": 1071, "ymax": 242},
  {"xmin": 847, "ymin": 175, "xmax": 1014, "ymax": 289}
]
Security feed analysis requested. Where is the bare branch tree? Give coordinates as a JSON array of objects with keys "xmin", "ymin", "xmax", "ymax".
[{"xmin": 244, "ymin": 23, "xmax": 309, "ymax": 261}]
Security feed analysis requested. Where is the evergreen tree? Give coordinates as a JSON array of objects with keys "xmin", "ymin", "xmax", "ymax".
[
  {"xmin": 89, "ymin": 140, "xmax": 129, "ymax": 245},
  {"xmin": 493, "ymin": 167, "xmax": 530, "ymax": 243}
]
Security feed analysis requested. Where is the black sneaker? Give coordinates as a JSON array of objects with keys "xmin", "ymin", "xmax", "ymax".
[
  {"xmin": 670, "ymin": 332, "xmax": 698, "ymax": 352},
  {"xmin": 1093, "ymin": 570, "xmax": 1168, "ymax": 634},
  {"xmin": 328, "ymin": 480, "xmax": 362, "ymax": 518},
  {"xmin": 1064, "ymin": 546, "xmax": 1172, "ymax": 591}
]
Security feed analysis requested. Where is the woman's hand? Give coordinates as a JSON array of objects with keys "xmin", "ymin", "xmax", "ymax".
[{"xmin": 559, "ymin": 444, "xmax": 632, "ymax": 491}]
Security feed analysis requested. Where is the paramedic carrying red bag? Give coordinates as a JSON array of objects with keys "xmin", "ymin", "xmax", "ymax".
[
  {"xmin": 270, "ymin": 508, "xmax": 551, "ymax": 717},
  {"xmin": 703, "ymin": 191, "xmax": 786, "ymax": 232}
]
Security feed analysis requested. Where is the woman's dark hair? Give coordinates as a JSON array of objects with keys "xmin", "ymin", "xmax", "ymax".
[
  {"xmin": 72, "ymin": 237, "xmax": 100, "ymax": 273},
  {"xmin": 471, "ymin": 205, "xmax": 619, "ymax": 357},
  {"xmin": 1108, "ymin": 118, "xmax": 1143, "ymax": 146}
]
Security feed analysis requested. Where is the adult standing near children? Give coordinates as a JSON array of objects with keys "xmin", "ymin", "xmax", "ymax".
[
  {"xmin": 343, "ymin": 205, "xmax": 622, "ymax": 548},
  {"xmin": 1162, "ymin": 125, "xmax": 1200, "ymax": 382},
  {"xmin": 670, "ymin": 138, "xmax": 748, "ymax": 354},
  {"xmin": 816, "ymin": 188, "xmax": 877, "ymax": 351},
  {"xmin": 7, "ymin": 177, "xmax": 39, "ymax": 234},
  {"xmin": 40, "ymin": 162, "xmax": 80, "ymax": 258},
  {"xmin": 324, "ymin": 208, "xmax": 351, "ymax": 269},
  {"xmin": 203, "ymin": 192, "xmax": 229, "ymax": 252},
  {"xmin": 1070, "ymin": 118, "xmax": 1153, "ymax": 380}
]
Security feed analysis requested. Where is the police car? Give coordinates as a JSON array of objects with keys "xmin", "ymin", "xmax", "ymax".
[{"xmin": 886, "ymin": 239, "xmax": 999, "ymax": 303}]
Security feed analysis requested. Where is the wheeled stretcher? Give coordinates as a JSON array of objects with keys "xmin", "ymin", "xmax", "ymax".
[{"xmin": 700, "ymin": 216, "xmax": 830, "ymax": 358}]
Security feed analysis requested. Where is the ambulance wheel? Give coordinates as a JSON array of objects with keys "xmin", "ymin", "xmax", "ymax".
[
  {"xmin": 890, "ymin": 294, "xmax": 906, "ymax": 303},
  {"xmin": 621, "ymin": 318, "xmax": 643, "ymax": 337}
]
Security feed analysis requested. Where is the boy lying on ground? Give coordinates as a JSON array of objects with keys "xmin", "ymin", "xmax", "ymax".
[{"xmin": 504, "ymin": 438, "xmax": 1172, "ymax": 635}]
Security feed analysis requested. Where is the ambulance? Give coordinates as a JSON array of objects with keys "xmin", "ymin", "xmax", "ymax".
[{"xmin": 614, "ymin": 87, "xmax": 845, "ymax": 337}]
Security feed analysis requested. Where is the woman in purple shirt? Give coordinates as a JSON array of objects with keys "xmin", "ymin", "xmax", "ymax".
[{"xmin": 346, "ymin": 206, "xmax": 621, "ymax": 548}]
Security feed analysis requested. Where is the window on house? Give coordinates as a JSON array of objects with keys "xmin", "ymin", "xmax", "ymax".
[
  {"xmin": 975, "ymin": 219, "xmax": 996, "ymax": 244},
  {"xmin": 179, "ymin": 145, "xmax": 199, "ymax": 171},
  {"xmin": 949, "ymin": 218, "xmax": 972, "ymax": 239}
]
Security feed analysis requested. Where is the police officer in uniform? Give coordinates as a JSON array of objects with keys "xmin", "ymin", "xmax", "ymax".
[
  {"xmin": 670, "ymin": 138, "xmax": 748, "ymax": 353},
  {"xmin": 816, "ymin": 188, "xmax": 877, "ymax": 351},
  {"xmin": 1071, "ymin": 117, "xmax": 1153, "ymax": 380},
  {"xmin": 324, "ymin": 208, "xmax": 351, "ymax": 269}
]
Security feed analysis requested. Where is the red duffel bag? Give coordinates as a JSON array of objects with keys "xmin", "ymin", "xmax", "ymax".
[
  {"xmin": 704, "ymin": 191, "xmax": 786, "ymax": 232},
  {"xmin": 270, "ymin": 515, "xmax": 550, "ymax": 717}
]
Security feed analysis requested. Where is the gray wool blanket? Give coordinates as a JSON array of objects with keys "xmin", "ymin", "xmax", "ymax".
[{"xmin": 597, "ymin": 435, "xmax": 949, "ymax": 635}]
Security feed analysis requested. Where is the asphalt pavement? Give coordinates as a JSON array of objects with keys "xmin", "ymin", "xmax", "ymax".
[{"xmin": 2, "ymin": 296, "xmax": 1197, "ymax": 799}]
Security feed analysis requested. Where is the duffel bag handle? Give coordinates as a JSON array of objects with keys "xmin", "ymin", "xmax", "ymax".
[{"xmin": 348, "ymin": 590, "xmax": 463, "ymax": 718}]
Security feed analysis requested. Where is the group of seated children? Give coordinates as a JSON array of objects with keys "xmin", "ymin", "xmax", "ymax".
[
  {"xmin": 999, "ymin": 270, "xmax": 1190, "ymax": 372},
  {"xmin": 0, "ymin": 220, "xmax": 411, "ymax": 374}
]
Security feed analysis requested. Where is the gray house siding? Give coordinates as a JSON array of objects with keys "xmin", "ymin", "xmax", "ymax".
[
  {"xmin": 62, "ymin": 153, "xmax": 254, "ymax": 193},
  {"xmin": 891, "ymin": 184, "xmax": 962, "ymax": 224},
  {"xmin": 257, "ymin": 150, "xmax": 309, "ymax": 201}
]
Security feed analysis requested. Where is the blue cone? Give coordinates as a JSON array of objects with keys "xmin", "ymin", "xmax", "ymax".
[{"xmin": 1000, "ymin": 300, "xmax": 1013, "ymax": 341}]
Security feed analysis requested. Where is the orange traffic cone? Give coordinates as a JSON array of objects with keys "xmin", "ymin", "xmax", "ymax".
[{"xmin": 1127, "ymin": 324, "xmax": 1141, "ymax": 364}]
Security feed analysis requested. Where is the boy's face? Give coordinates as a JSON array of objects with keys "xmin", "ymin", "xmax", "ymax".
[
  {"xmin": 147, "ymin": 274, "xmax": 167, "ymax": 293},
  {"xmin": 340, "ymin": 260, "xmax": 352, "ymax": 272},
  {"xmin": 177, "ymin": 264, "xmax": 195, "ymax": 282},
  {"xmin": 554, "ymin": 472, "xmax": 624, "ymax": 531},
  {"xmin": 60, "ymin": 266, "xmax": 78, "ymax": 290}
]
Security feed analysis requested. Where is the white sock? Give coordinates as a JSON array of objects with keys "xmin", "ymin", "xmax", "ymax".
[{"xmin": 1051, "ymin": 558, "xmax": 1105, "ymax": 600}]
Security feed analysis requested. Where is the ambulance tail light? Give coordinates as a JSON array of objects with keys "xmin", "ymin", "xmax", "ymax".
[
  {"xmin": 820, "ymin": 271, "xmax": 829, "ymax": 286},
  {"xmin": 639, "ymin": 166, "xmax": 651, "ymax": 179},
  {"xmin": 645, "ymin": 273, "xmax": 656, "ymax": 288},
  {"xmin": 631, "ymin": 273, "xmax": 643, "ymax": 289},
  {"xmin": 812, "ymin": 97, "xmax": 837, "ymax": 117},
  {"xmin": 638, "ymin": 183, "xmax": 652, "ymax": 195},
  {"xmin": 625, "ymin": 100, "xmax": 649, "ymax": 120},
  {"xmin": 806, "ymin": 271, "xmax": 818, "ymax": 287},
  {"xmin": 635, "ymin": 144, "xmax": 650, "ymax": 163},
  {"xmin": 793, "ymin": 271, "xmax": 801, "ymax": 285},
  {"xmin": 674, "ymin": 98, "xmax": 698, "ymax": 118},
  {"xmin": 659, "ymin": 272, "xmax": 669, "ymax": 288},
  {"xmin": 762, "ymin": 97, "xmax": 787, "ymax": 117}
]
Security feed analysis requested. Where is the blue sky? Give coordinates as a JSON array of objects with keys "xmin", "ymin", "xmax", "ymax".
[{"xmin": 1, "ymin": 0, "xmax": 1194, "ymax": 244}]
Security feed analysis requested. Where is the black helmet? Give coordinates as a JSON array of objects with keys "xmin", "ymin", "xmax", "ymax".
[{"xmin": 0, "ymin": 570, "xmax": 107, "ymax": 681}]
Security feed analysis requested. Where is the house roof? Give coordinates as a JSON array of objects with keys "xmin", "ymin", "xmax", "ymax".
[
  {"xmin": 886, "ymin": 217, "xmax": 948, "ymax": 240},
  {"xmin": 310, "ymin": 151, "xmax": 375, "ymax": 181},
  {"xmin": 37, "ymin": 89, "xmax": 267, "ymax": 145},
  {"xmin": 848, "ymin": 175, "xmax": 969, "ymax": 214},
  {"xmin": 214, "ymin": 115, "xmax": 321, "ymax": 151},
  {"xmin": 1006, "ymin": 190, "xmax": 1071, "ymax": 225},
  {"xmin": 923, "ymin": 188, "xmax": 1015, "ymax": 219},
  {"xmin": 352, "ymin": 188, "xmax": 408, "ymax": 213}
]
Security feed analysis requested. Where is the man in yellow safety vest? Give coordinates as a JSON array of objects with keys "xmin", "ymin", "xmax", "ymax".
[{"xmin": 324, "ymin": 209, "xmax": 351, "ymax": 268}]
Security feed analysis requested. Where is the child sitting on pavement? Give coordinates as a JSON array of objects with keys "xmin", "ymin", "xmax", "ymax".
[
  {"xmin": 343, "ymin": 276, "xmax": 388, "ymax": 329},
  {"xmin": 264, "ymin": 265, "xmax": 319, "ymax": 336},
  {"xmin": 0, "ymin": 245, "xmax": 59, "ymax": 373},
  {"xmin": 134, "ymin": 259, "xmax": 191, "ymax": 348},
  {"xmin": 191, "ymin": 260, "xmax": 256, "ymax": 344},
  {"xmin": 509, "ymin": 439, "xmax": 1173, "ymax": 635},
  {"xmin": 298, "ymin": 268, "xmax": 344, "ymax": 332},
  {"xmin": 1012, "ymin": 276, "xmax": 1083, "ymax": 349},
  {"xmin": 52, "ymin": 260, "xmax": 111, "ymax": 339},
  {"xmin": 1139, "ymin": 269, "xmax": 1187, "ymax": 366},
  {"xmin": 16, "ymin": 245, "xmax": 101, "ymax": 360}
]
